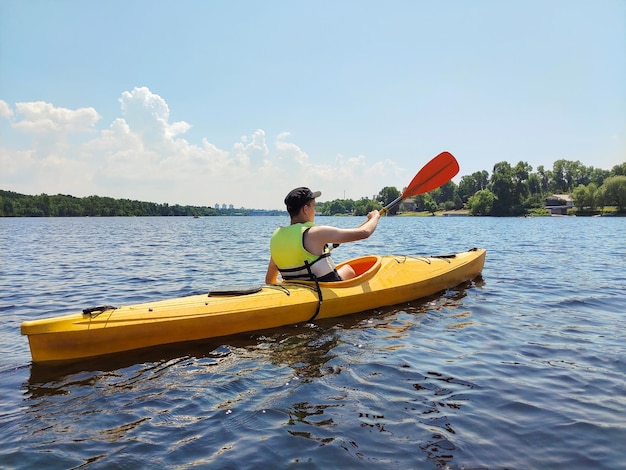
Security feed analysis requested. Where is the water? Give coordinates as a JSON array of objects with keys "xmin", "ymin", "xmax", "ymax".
[{"xmin": 1, "ymin": 216, "xmax": 625, "ymax": 469}]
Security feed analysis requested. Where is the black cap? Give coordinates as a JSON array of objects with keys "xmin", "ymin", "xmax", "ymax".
[{"xmin": 284, "ymin": 187, "xmax": 321, "ymax": 212}]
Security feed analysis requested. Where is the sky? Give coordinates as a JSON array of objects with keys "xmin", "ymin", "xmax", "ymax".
[{"xmin": 1, "ymin": 0, "xmax": 624, "ymax": 210}]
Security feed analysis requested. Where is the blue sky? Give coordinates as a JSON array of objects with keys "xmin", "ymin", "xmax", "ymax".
[{"xmin": 1, "ymin": 0, "xmax": 624, "ymax": 209}]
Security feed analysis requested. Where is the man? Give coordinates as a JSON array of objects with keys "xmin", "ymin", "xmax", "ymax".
[{"xmin": 265, "ymin": 187, "xmax": 380, "ymax": 284}]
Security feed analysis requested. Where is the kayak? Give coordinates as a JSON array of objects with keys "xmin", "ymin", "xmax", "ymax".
[{"xmin": 21, "ymin": 248, "xmax": 486, "ymax": 363}]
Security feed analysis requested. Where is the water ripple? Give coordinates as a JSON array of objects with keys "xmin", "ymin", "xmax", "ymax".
[{"xmin": 1, "ymin": 216, "xmax": 625, "ymax": 468}]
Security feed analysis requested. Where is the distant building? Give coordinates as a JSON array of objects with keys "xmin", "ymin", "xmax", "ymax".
[
  {"xmin": 545, "ymin": 194, "xmax": 574, "ymax": 215},
  {"xmin": 399, "ymin": 201, "xmax": 416, "ymax": 212}
]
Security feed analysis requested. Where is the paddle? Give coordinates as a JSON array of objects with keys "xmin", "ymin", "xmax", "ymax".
[
  {"xmin": 379, "ymin": 151, "xmax": 459, "ymax": 215},
  {"xmin": 332, "ymin": 151, "xmax": 459, "ymax": 249}
]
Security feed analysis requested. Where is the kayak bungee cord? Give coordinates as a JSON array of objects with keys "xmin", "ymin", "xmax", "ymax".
[
  {"xmin": 307, "ymin": 277, "xmax": 323, "ymax": 322},
  {"xmin": 304, "ymin": 261, "xmax": 323, "ymax": 322},
  {"xmin": 82, "ymin": 305, "xmax": 118, "ymax": 319},
  {"xmin": 266, "ymin": 280, "xmax": 323, "ymax": 322}
]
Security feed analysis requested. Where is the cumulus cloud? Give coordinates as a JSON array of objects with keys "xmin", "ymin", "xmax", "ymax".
[
  {"xmin": 120, "ymin": 87, "xmax": 191, "ymax": 142},
  {"xmin": 0, "ymin": 87, "xmax": 396, "ymax": 208},
  {"xmin": 275, "ymin": 132, "xmax": 310, "ymax": 165},
  {"xmin": 233, "ymin": 129, "xmax": 269, "ymax": 164},
  {"xmin": 12, "ymin": 101, "xmax": 101, "ymax": 133},
  {"xmin": 0, "ymin": 100, "xmax": 13, "ymax": 119}
]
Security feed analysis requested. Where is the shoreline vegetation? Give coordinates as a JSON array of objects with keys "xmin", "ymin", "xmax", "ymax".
[
  {"xmin": 2, "ymin": 159, "xmax": 625, "ymax": 218},
  {"xmin": 1, "ymin": 190, "xmax": 622, "ymax": 218}
]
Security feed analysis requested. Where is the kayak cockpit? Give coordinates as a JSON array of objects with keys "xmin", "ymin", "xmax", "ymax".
[{"xmin": 286, "ymin": 255, "xmax": 382, "ymax": 288}]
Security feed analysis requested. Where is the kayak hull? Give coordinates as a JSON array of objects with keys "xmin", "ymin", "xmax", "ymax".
[{"xmin": 21, "ymin": 248, "xmax": 486, "ymax": 363}]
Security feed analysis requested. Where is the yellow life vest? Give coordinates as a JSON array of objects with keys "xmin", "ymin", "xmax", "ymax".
[{"xmin": 270, "ymin": 222, "xmax": 339, "ymax": 281}]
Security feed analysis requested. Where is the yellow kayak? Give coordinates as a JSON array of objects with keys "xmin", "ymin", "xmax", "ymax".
[{"xmin": 21, "ymin": 248, "xmax": 486, "ymax": 363}]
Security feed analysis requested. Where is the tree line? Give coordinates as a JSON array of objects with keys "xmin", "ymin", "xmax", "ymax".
[
  {"xmin": 318, "ymin": 159, "xmax": 626, "ymax": 216},
  {"xmin": 0, "ymin": 191, "xmax": 222, "ymax": 217},
  {"xmin": 2, "ymin": 159, "xmax": 625, "ymax": 217},
  {"xmin": 460, "ymin": 160, "xmax": 626, "ymax": 215}
]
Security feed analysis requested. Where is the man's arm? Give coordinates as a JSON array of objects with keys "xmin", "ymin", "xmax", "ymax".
[
  {"xmin": 265, "ymin": 257, "xmax": 280, "ymax": 284},
  {"xmin": 306, "ymin": 210, "xmax": 380, "ymax": 254}
]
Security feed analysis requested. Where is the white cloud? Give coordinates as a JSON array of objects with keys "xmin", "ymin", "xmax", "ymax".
[
  {"xmin": 0, "ymin": 147, "xmax": 34, "ymax": 175},
  {"xmin": 0, "ymin": 100, "xmax": 13, "ymax": 119},
  {"xmin": 0, "ymin": 87, "xmax": 399, "ymax": 208},
  {"xmin": 12, "ymin": 101, "xmax": 101, "ymax": 133},
  {"xmin": 232, "ymin": 129, "xmax": 270, "ymax": 169},
  {"xmin": 274, "ymin": 133, "xmax": 310, "ymax": 165},
  {"xmin": 119, "ymin": 86, "xmax": 191, "ymax": 142}
]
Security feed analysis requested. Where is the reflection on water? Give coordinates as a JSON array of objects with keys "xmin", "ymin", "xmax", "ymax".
[{"xmin": 2, "ymin": 216, "xmax": 625, "ymax": 469}]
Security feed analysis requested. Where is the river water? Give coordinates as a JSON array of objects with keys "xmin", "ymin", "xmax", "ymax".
[{"xmin": 0, "ymin": 216, "xmax": 624, "ymax": 469}]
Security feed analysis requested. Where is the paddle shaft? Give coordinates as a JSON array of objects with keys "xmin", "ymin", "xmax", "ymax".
[{"xmin": 380, "ymin": 195, "xmax": 404, "ymax": 215}]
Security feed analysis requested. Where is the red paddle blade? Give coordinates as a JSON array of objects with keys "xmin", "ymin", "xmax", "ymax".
[{"xmin": 401, "ymin": 151, "xmax": 459, "ymax": 198}]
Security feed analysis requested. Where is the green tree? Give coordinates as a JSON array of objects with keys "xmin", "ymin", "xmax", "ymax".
[
  {"xmin": 458, "ymin": 170, "xmax": 489, "ymax": 203},
  {"xmin": 354, "ymin": 198, "xmax": 381, "ymax": 216},
  {"xmin": 587, "ymin": 183, "xmax": 599, "ymax": 212},
  {"xmin": 424, "ymin": 196, "xmax": 439, "ymax": 214},
  {"xmin": 550, "ymin": 159, "xmax": 595, "ymax": 192},
  {"xmin": 601, "ymin": 176, "xmax": 626, "ymax": 212},
  {"xmin": 412, "ymin": 194, "xmax": 426, "ymax": 211},
  {"xmin": 434, "ymin": 181, "xmax": 458, "ymax": 206},
  {"xmin": 512, "ymin": 161, "xmax": 532, "ymax": 213},
  {"xmin": 589, "ymin": 167, "xmax": 610, "ymax": 187},
  {"xmin": 526, "ymin": 171, "xmax": 545, "ymax": 208},
  {"xmin": 597, "ymin": 185, "xmax": 606, "ymax": 212},
  {"xmin": 551, "ymin": 159, "xmax": 568, "ymax": 192},
  {"xmin": 528, "ymin": 173, "xmax": 541, "ymax": 196},
  {"xmin": 468, "ymin": 189, "xmax": 496, "ymax": 215},
  {"xmin": 377, "ymin": 186, "xmax": 401, "ymax": 215},
  {"xmin": 572, "ymin": 184, "xmax": 588, "ymax": 212},
  {"xmin": 489, "ymin": 162, "xmax": 514, "ymax": 216},
  {"xmin": 343, "ymin": 199, "xmax": 355, "ymax": 214},
  {"xmin": 329, "ymin": 199, "xmax": 347, "ymax": 215},
  {"xmin": 536, "ymin": 165, "xmax": 550, "ymax": 193},
  {"xmin": 610, "ymin": 162, "xmax": 626, "ymax": 176},
  {"xmin": 453, "ymin": 192, "xmax": 463, "ymax": 210},
  {"xmin": 565, "ymin": 160, "xmax": 587, "ymax": 188}
]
